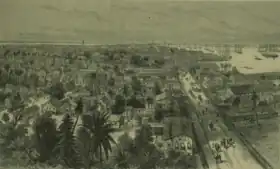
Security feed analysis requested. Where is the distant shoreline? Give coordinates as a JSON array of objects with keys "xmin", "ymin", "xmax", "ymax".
[{"xmin": 0, "ymin": 41, "xmax": 276, "ymax": 46}]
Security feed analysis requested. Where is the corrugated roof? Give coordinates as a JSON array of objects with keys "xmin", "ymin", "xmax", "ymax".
[
  {"xmin": 254, "ymin": 84, "xmax": 277, "ymax": 93},
  {"xmin": 230, "ymin": 106, "xmax": 275, "ymax": 115},
  {"xmin": 163, "ymin": 117, "xmax": 192, "ymax": 139},
  {"xmin": 155, "ymin": 92, "xmax": 169, "ymax": 101},
  {"xmin": 273, "ymin": 94, "xmax": 280, "ymax": 103},
  {"xmin": 138, "ymin": 68, "xmax": 167, "ymax": 77},
  {"xmin": 198, "ymin": 61, "xmax": 220, "ymax": 70},
  {"xmin": 216, "ymin": 88, "xmax": 234, "ymax": 100},
  {"xmin": 230, "ymin": 84, "xmax": 253, "ymax": 95}
]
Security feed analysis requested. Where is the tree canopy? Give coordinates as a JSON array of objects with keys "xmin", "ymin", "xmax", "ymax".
[
  {"xmin": 48, "ymin": 82, "xmax": 66, "ymax": 100},
  {"xmin": 112, "ymin": 94, "xmax": 126, "ymax": 115},
  {"xmin": 55, "ymin": 114, "xmax": 81, "ymax": 168},
  {"xmin": 32, "ymin": 115, "xmax": 58, "ymax": 162}
]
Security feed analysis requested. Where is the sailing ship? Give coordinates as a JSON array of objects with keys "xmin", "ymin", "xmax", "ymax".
[
  {"xmin": 234, "ymin": 44, "xmax": 243, "ymax": 54},
  {"xmin": 259, "ymin": 44, "xmax": 279, "ymax": 59}
]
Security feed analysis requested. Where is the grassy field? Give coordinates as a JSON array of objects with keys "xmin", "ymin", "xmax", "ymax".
[{"xmin": 1, "ymin": 0, "xmax": 280, "ymax": 44}]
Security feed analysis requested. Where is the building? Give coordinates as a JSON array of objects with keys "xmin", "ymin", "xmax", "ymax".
[
  {"xmin": 114, "ymin": 75, "xmax": 125, "ymax": 88},
  {"xmin": 198, "ymin": 53, "xmax": 224, "ymax": 62},
  {"xmin": 149, "ymin": 122, "xmax": 164, "ymax": 136},
  {"xmin": 254, "ymin": 83, "xmax": 277, "ymax": 100},
  {"xmin": 225, "ymin": 106, "xmax": 277, "ymax": 123},
  {"xmin": 231, "ymin": 82, "xmax": 277, "ymax": 97},
  {"xmin": 58, "ymin": 98, "xmax": 76, "ymax": 113},
  {"xmin": 108, "ymin": 114, "xmax": 121, "ymax": 128},
  {"xmin": 231, "ymin": 74, "xmax": 258, "ymax": 85},
  {"xmin": 144, "ymin": 81, "xmax": 155, "ymax": 94},
  {"xmin": 197, "ymin": 61, "xmax": 220, "ymax": 73},
  {"xmin": 124, "ymin": 106, "xmax": 134, "ymax": 122},
  {"xmin": 137, "ymin": 68, "xmax": 167, "ymax": 78},
  {"xmin": 217, "ymin": 62, "xmax": 233, "ymax": 72},
  {"xmin": 229, "ymin": 84, "xmax": 254, "ymax": 108},
  {"xmin": 272, "ymin": 94, "xmax": 280, "ymax": 114},
  {"xmin": 213, "ymin": 88, "xmax": 234, "ymax": 104},
  {"xmin": 165, "ymin": 79, "xmax": 181, "ymax": 91},
  {"xmin": 241, "ymin": 72, "xmax": 280, "ymax": 81},
  {"xmin": 171, "ymin": 88, "xmax": 184, "ymax": 98},
  {"xmin": 41, "ymin": 102, "xmax": 56, "ymax": 113},
  {"xmin": 230, "ymin": 84, "xmax": 253, "ymax": 96},
  {"xmin": 74, "ymin": 72, "xmax": 86, "ymax": 87},
  {"xmin": 155, "ymin": 92, "xmax": 171, "ymax": 109},
  {"xmin": 204, "ymin": 76, "xmax": 223, "ymax": 90},
  {"xmin": 163, "ymin": 117, "xmax": 193, "ymax": 140}
]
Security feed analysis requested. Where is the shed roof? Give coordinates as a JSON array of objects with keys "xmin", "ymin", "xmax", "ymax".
[{"xmin": 230, "ymin": 84, "xmax": 253, "ymax": 95}]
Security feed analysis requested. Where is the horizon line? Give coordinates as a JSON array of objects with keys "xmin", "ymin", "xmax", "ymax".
[{"xmin": 0, "ymin": 40, "xmax": 275, "ymax": 46}]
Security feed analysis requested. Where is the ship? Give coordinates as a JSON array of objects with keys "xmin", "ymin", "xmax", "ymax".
[
  {"xmin": 259, "ymin": 44, "xmax": 279, "ymax": 59},
  {"xmin": 234, "ymin": 44, "xmax": 243, "ymax": 54}
]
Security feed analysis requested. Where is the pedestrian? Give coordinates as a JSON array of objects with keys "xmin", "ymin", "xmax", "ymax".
[
  {"xmin": 221, "ymin": 138, "xmax": 227, "ymax": 149},
  {"xmin": 221, "ymin": 139, "xmax": 225, "ymax": 148},
  {"xmin": 227, "ymin": 138, "xmax": 235, "ymax": 148},
  {"xmin": 215, "ymin": 143, "xmax": 221, "ymax": 152}
]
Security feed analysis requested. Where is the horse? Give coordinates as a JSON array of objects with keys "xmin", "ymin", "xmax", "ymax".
[{"xmin": 215, "ymin": 153, "xmax": 222, "ymax": 164}]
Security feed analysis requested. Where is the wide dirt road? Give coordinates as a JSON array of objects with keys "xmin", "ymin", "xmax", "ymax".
[{"xmin": 179, "ymin": 72, "xmax": 264, "ymax": 169}]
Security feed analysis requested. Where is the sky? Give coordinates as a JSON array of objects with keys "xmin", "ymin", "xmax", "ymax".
[{"xmin": 1, "ymin": 0, "xmax": 280, "ymax": 44}]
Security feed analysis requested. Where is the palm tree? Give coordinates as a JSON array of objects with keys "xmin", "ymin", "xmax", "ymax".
[
  {"xmin": 122, "ymin": 84, "xmax": 130, "ymax": 120},
  {"xmin": 72, "ymin": 98, "xmax": 83, "ymax": 133},
  {"xmin": 118, "ymin": 132, "xmax": 134, "ymax": 152},
  {"xmin": 154, "ymin": 81, "xmax": 162, "ymax": 95},
  {"xmin": 168, "ymin": 122, "xmax": 173, "ymax": 140},
  {"xmin": 123, "ymin": 83, "xmax": 129, "ymax": 100},
  {"xmin": 32, "ymin": 114, "xmax": 58, "ymax": 162},
  {"xmin": 79, "ymin": 111, "xmax": 116, "ymax": 166},
  {"xmin": 55, "ymin": 113, "xmax": 80, "ymax": 168},
  {"xmin": 169, "ymin": 99, "xmax": 180, "ymax": 116},
  {"xmin": 76, "ymin": 125, "xmax": 92, "ymax": 169},
  {"xmin": 251, "ymin": 89, "xmax": 259, "ymax": 126},
  {"xmin": 174, "ymin": 66, "xmax": 180, "ymax": 80},
  {"xmin": 134, "ymin": 124, "xmax": 153, "ymax": 150},
  {"xmin": 114, "ymin": 148, "xmax": 129, "ymax": 169}
]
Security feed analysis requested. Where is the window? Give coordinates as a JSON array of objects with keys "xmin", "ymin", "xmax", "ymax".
[
  {"xmin": 181, "ymin": 143, "xmax": 186, "ymax": 150},
  {"xmin": 175, "ymin": 142, "xmax": 179, "ymax": 149}
]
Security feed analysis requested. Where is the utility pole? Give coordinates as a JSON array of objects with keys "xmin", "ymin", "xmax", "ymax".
[{"xmin": 252, "ymin": 89, "xmax": 259, "ymax": 127}]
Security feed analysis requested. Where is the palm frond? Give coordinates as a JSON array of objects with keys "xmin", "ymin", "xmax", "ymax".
[
  {"xmin": 55, "ymin": 113, "xmax": 81, "ymax": 168},
  {"xmin": 79, "ymin": 109, "xmax": 116, "ymax": 164}
]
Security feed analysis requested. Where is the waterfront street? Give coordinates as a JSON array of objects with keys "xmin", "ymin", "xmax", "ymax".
[{"xmin": 179, "ymin": 72, "xmax": 264, "ymax": 169}]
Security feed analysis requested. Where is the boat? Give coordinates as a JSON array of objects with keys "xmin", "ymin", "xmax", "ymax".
[{"xmin": 254, "ymin": 56, "xmax": 262, "ymax": 60}]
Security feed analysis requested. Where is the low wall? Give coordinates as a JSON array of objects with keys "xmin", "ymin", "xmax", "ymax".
[{"xmin": 235, "ymin": 131, "xmax": 274, "ymax": 169}]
